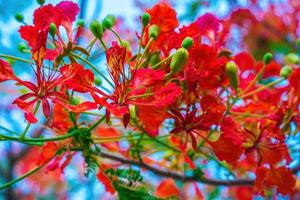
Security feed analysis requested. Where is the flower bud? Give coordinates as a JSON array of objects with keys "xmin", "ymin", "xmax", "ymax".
[
  {"xmin": 263, "ymin": 52, "xmax": 272, "ymax": 65},
  {"xmin": 94, "ymin": 77, "xmax": 102, "ymax": 86},
  {"xmin": 285, "ymin": 53, "xmax": 299, "ymax": 64},
  {"xmin": 181, "ymin": 37, "xmax": 194, "ymax": 49},
  {"xmin": 170, "ymin": 48, "xmax": 189, "ymax": 74},
  {"xmin": 148, "ymin": 24, "xmax": 160, "ymax": 40},
  {"xmin": 90, "ymin": 20, "xmax": 103, "ymax": 39},
  {"xmin": 76, "ymin": 19, "xmax": 85, "ymax": 27},
  {"xmin": 280, "ymin": 65, "xmax": 293, "ymax": 79},
  {"xmin": 150, "ymin": 53, "xmax": 161, "ymax": 68},
  {"xmin": 141, "ymin": 12, "xmax": 151, "ymax": 27},
  {"xmin": 102, "ymin": 15, "xmax": 116, "ymax": 30},
  {"xmin": 36, "ymin": 0, "xmax": 45, "ymax": 5},
  {"xmin": 226, "ymin": 61, "xmax": 239, "ymax": 91},
  {"xmin": 18, "ymin": 42, "xmax": 27, "ymax": 53},
  {"xmin": 49, "ymin": 23, "xmax": 57, "ymax": 37},
  {"xmin": 15, "ymin": 13, "xmax": 24, "ymax": 22}
]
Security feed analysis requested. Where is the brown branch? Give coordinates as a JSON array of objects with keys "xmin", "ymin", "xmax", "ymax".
[{"xmin": 99, "ymin": 152, "xmax": 254, "ymax": 186}]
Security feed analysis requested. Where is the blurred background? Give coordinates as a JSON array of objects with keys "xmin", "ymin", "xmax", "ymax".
[{"xmin": 0, "ymin": 0, "xmax": 299, "ymax": 199}]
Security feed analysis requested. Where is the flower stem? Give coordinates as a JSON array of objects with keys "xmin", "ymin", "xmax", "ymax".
[
  {"xmin": 0, "ymin": 54, "xmax": 31, "ymax": 63},
  {"xmin": 0, "ymin": 164, "xmax": 44, "ymax": 190},
  {"xmin": 110, "ymin": 28, "xmax": 123, "ymax": 45},
  {"xmin": 240, "ymin": 78, "xmax": 284, "ymax": 99},
  {"xmin": 151, "ymin": 55, "xmax": 173, "ymax": 69}
]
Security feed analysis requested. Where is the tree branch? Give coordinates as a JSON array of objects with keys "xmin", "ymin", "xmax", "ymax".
[{"xmin": 99, "ymin": 152, "xmax": 254, "ymax": 186}]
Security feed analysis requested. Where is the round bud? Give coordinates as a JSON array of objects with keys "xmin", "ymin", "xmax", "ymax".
[
  {"xmin": 280, "ymin": 65, "xmax": 293, "ymax": 79},
  {"xmin": 170, "ymin": 48, "xmax": 189, "ymax": 74},
  {"xmin": 285, "ymin": 53, "xmax": 299, "ymax": 64},
  {"xmin": 49, "ymin": 23, "xmax": 57, "ymax": 37},
  {"xmin": 141, "ymin": 12, "xmax": 151, "ymax": 27},
  {"xmin": 150, "ymin": 53, "xmax": 161, "ymax": 68},
  {"xmin": 94, "ymin": 77, "xmax": 102, "ymax": 86},
  {"xmin": 102, "ymin": 15, "xmax": 116, "ymax": 30},
  {"xmin": 263, "ymin": 52, "xmax": 273, "ymax": 65},
  {"xmin": 18, "ymin": 42, "xmax": 27, "ymax": 53},
  {"xmin": 90, "ymin": 20, "xmax": 103, "ymax": 39},
  {"xmin": 148, "ymin": 24, "xmax": 160, "ymax": 40},
  {"xmin": 36, "ymin": 0, "xmax": 45, "ymax": 5},
  {"xmin": 15, "ymin": 13, "xmax": 24, "ymax": 22},
  {"xmin": 181, "ymin": 37, "xmax": 194, "ymax": 49},
  {"xmin": 226, "ymin": 61, "xmax": 239, "ymax": 91},
  {"xmin": 76, "ymin": 19, "xmax": 85, "ymax": 27}
]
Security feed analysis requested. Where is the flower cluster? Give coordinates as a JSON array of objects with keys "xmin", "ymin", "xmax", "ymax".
[{"xmin": 0, "ymin": 1, "xmax": 300, "ymax": 199}]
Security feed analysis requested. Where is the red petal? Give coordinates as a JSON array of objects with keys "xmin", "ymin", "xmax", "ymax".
[
  {"xmin": 18, "ymin": 25, "xmax": 39, "ymax": 49},
  {"xmin": 0, "ymin": 59, "xmax": 16, "ymax": 82},
  {"xmin": 96, "ymin": 170, "xmax": 115, "ymax": 194},
  {"xmin": 38, "ymin": 142, "xmax": 59, "ymax": 165},
  {"xmin": 155, "ymin": 179, "xmax": 180, "ymax": 198},
  {"xmin": 42, "ymin": 98, "xmax": 50, "ymax": 118},
  {"xmin": 234, "ymin": 52, "xmax": 255, "ymax": 71},
  {"xmin": 146, "ymin": 3, "xmax": 179, "ymax": 33},
  {"xmin": 25, "ymin": 112, "xmax": 38, "ymax": 124},
  {"xmin": 138, "ymin": 105, "xmax": 168, "ymax": 136}
]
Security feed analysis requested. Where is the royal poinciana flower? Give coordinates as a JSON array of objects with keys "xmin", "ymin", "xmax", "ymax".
[
  {"xmin": 19, "ymin": 1, "xmax": 81, "ymax": 63},
  {"xmin": 0, "ymin": 60, "xmax": 95, "ymax": 123},
  {"xmin": 1, "ymin": 1, "xmax": 300, "ymax": 198},
  {"xmin": 63, "ymin": 42, "xmax": 182, "ymax": 135}
]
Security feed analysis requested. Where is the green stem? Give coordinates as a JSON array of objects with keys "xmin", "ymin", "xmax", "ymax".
[
  {"xmin": 99, "ymin": 38, "xmax": 108, "ymax": 50},
  {"xmin": 240, "ymin": 63, "xmax": 267, "ymax": 95},
  {"xmin": 136, "ymin": 37, "xmax": 153, "ymax": 68},
  {"xmin": 70, "ymin": 52, "xmax": 114, "ymax": 88},
  {"xmin": 0, "ymin": 54, "xmax": 31, "ymax": 63},
  {"xmin": 88, "ymin": 116, "xmax": 106, "ymax": 132},
  {"xmin": 240, "ymin": 78, "xmax": 284, "ymax": 99},
  {"xmin": 20, "ymin": 100, "xmax": 41, "ymax": 139},
  {"xmin": 1, "ymin": 130, "xmax": 78, "ymax": 143},
  {"xmin": 110, "ymin": 29, "xmax": 123, "ymax": 45},
  {"xmin": 0, "ymin": 164, "xmax": 44, "ymax": 190},
  {"xmin": 151, "ymin": 55, "xmax": 173, "ymax": 69}
]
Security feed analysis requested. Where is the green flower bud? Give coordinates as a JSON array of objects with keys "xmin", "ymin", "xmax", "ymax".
[
  {"xmin": 49, "ymin": 23, "xmax": 57, "ymax": 37},
  {"xmin": 148, "ymin": 24, "xmax": 160, "ymax": 40},
  {"xmin": 76, "ymin": 19, "xmax": 85, "ymax": 27},
  {"xmin": 102, "ymin": 15, "xmax": 116, "ymax": 30},
  {"xmin": 170, "ymin": 48, "xmax": 189, "ymax": 74},
  {"xmin": 18, "ymin": 42, "xmax": 27, "ymax": 53},
  {"xmin": 15, "ymin": 13, "xmax": 24, "ymax": 22},
  {"xmin": 141, "ymin": 12, "xmax": 151, "ymax": 27},
  {"xmin": 226, "ymin": 61, "xmax": 239, "ymax": 91},
  {"xmin": 285, "ymin": 53, "xmax": 299, "ymax": 64},
  {"xmin": 94, "ymin": 77, "xmax": 102, "ymax": 86},
  {"xmin": 90, "ymin": 20, "xmax": 103, "ymax": 39},
  {"xmin": 150, "ymin": 53, "xmax": 161, "ymax": 68},
  {"xmin": 280, "ymin": 65, "xmax": 293, "ymax": 79},
  {"xmin": 263, "ymin": 52, "xmax": 273, "ymax": 65},
  {"xmin": 181, "ymin": 37, "xmax": 194, "ymax": 49},
  {"xmin": 36, "ymin": 0, "xmax": 45, "ymax": 5}
]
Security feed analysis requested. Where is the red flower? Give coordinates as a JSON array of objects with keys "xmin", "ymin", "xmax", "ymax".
[
  {"xmin": 19, "ymin": 1, "xmax": 80, "ymax": 63},
  {"xmin": 146, "ymin": 2, "xmax": 179, "ymax": 33},
  {"xmin": 243, "ymin": 122, "xmax": 291, "ymax": 166},
  {"xmin": 92, "ymin": 42, "xmax": 181, "ymax": 132},
  {"xmin": 255, "ymin": 166, "xmax": 296, "ymax": 196}
]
